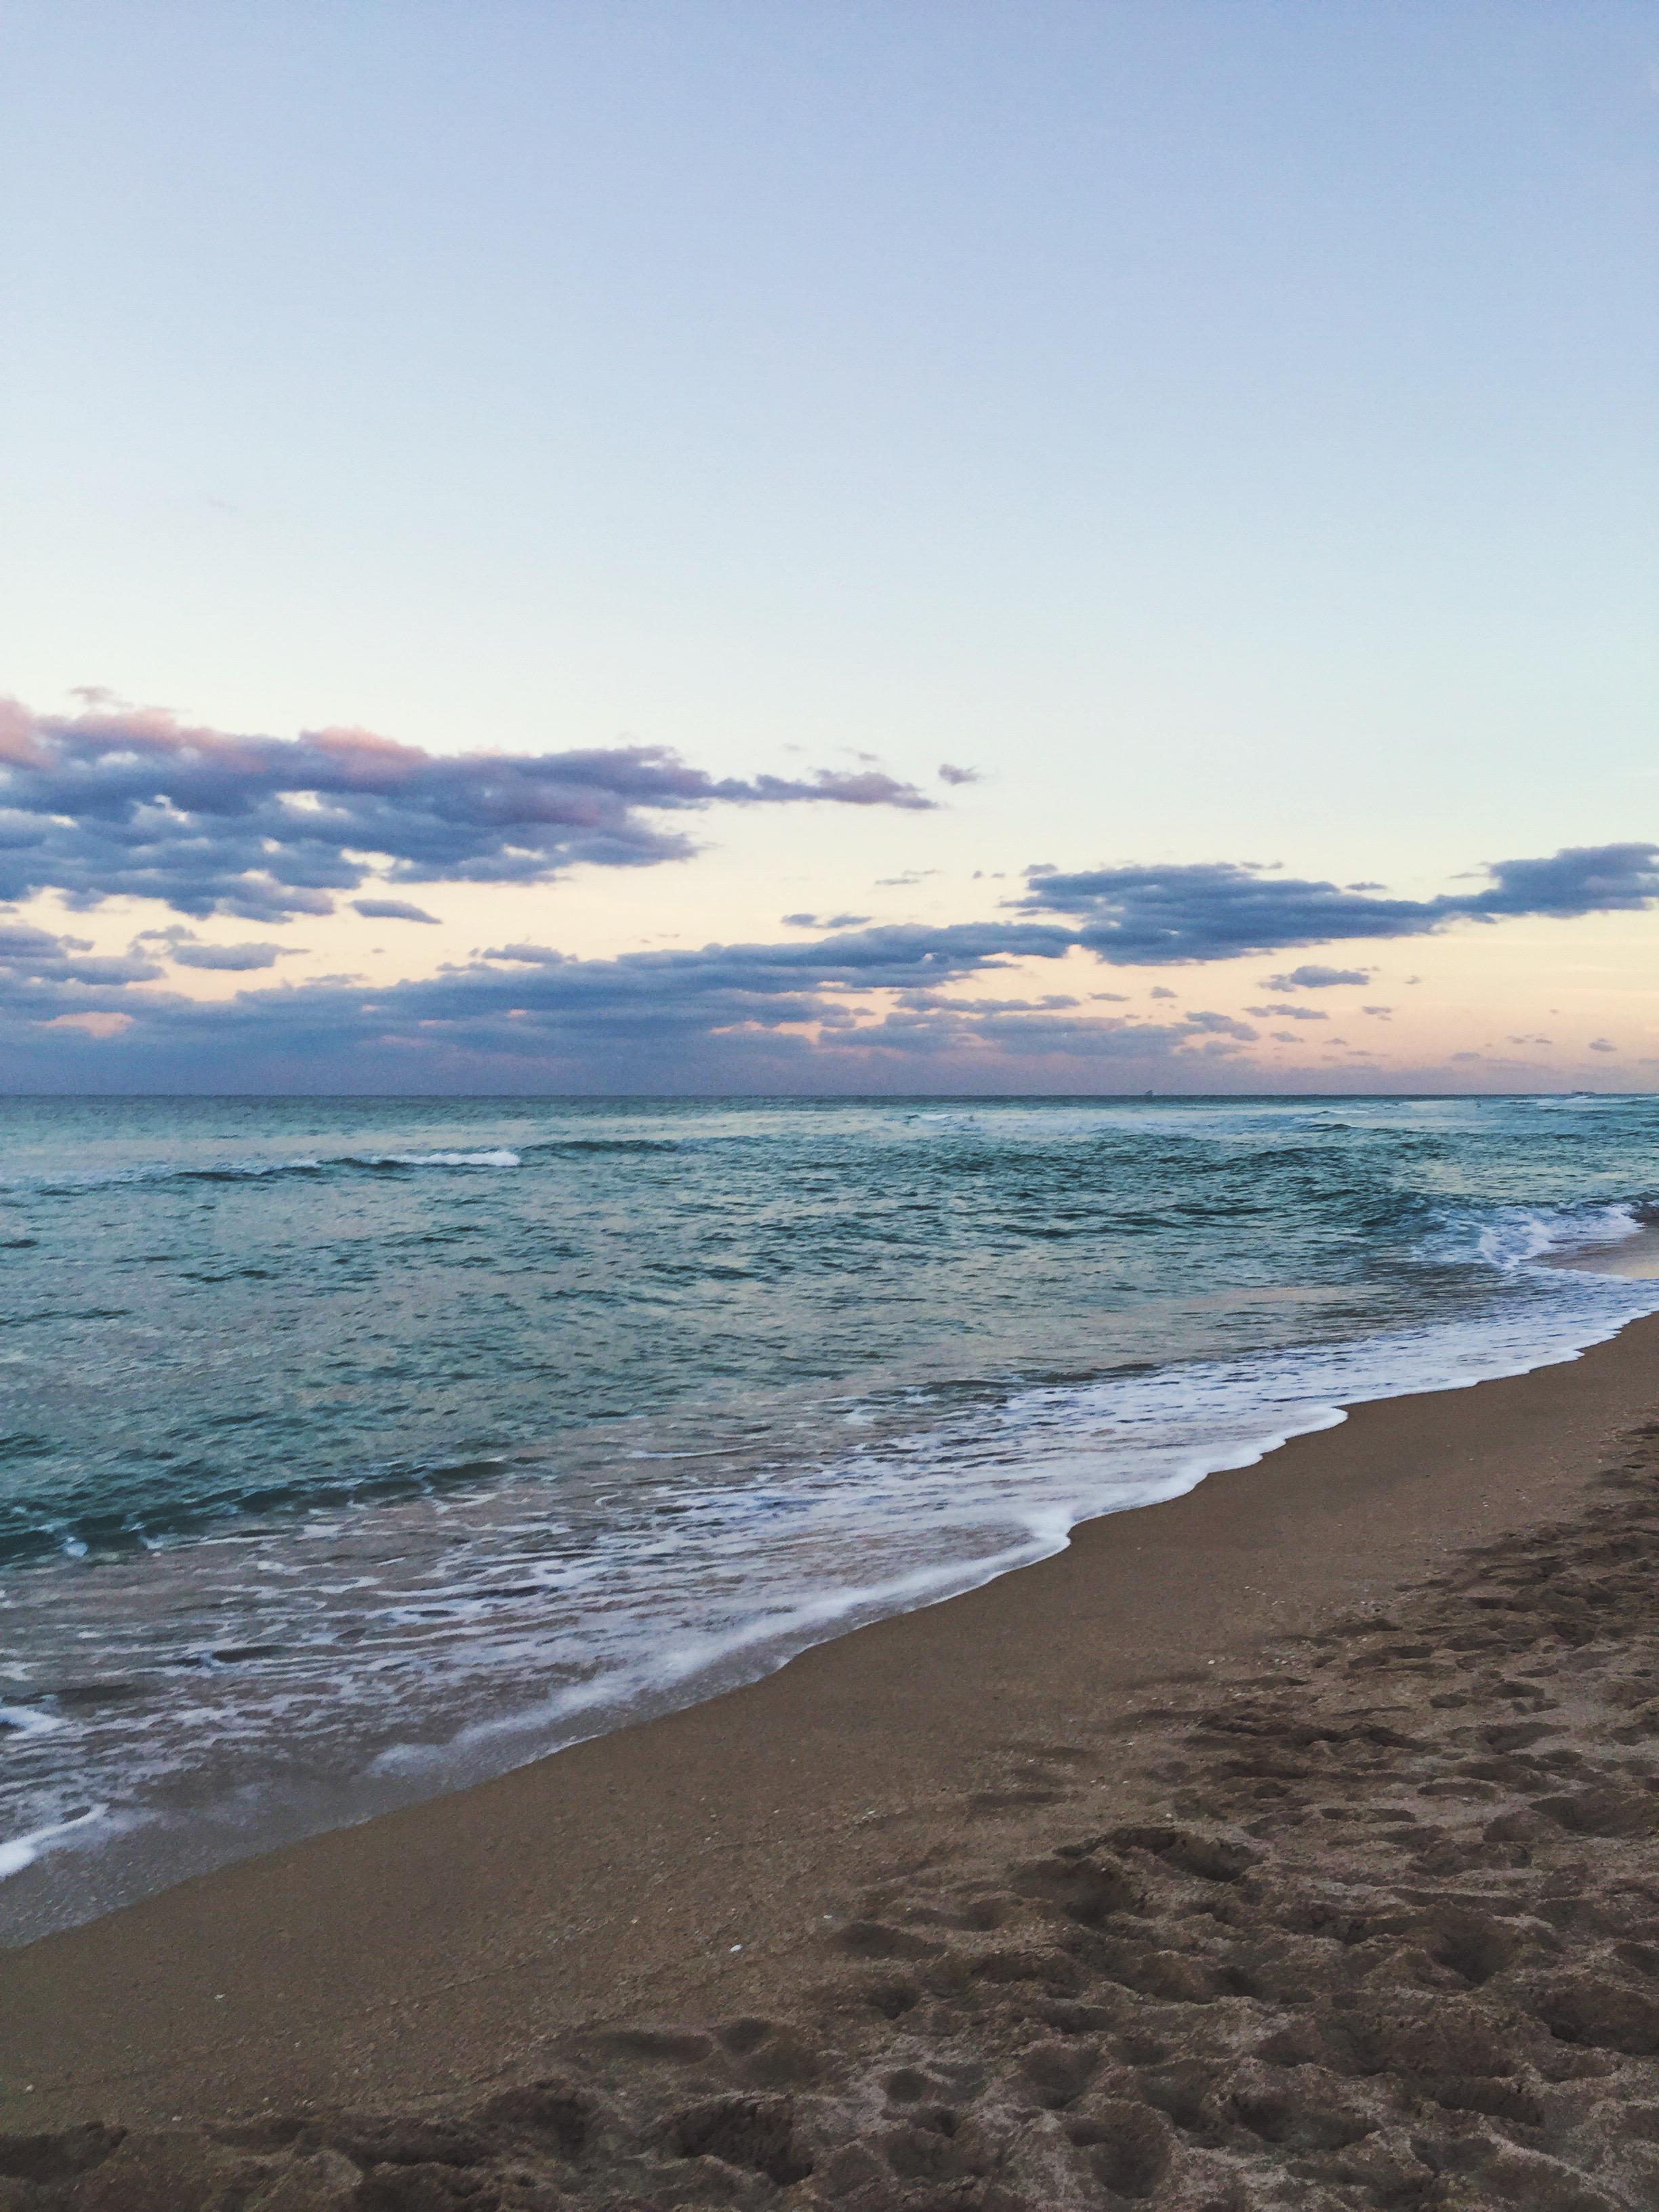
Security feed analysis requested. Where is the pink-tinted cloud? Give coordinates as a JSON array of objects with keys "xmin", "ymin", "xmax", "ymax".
[{"xmin": 0, "ymin": 699, "xmax": 933, "ymax": 921}]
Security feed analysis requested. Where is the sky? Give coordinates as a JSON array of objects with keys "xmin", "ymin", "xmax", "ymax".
[{"xmin": 0, "ymin": 0, "xmax": 1655, "ymax": 1093}]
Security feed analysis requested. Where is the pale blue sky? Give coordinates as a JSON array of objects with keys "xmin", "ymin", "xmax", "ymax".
[{"xmin": 1, "ymin": 2, "xmax": 1655, "ymax": 1089}]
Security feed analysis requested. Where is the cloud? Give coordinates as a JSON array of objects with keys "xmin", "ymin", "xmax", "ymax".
[
  {"xmin": 781, "ymin": 912, "xmax": 873, "ymax": 930},
  {"xmin": 0, "ymin": 916, "xmax": 1252, "ymax": 1089},
  {"xmin": 1245, "ymin": 1004, "xmax": 1328, "ymax": 1021},
  {"xmin": 1260, "ymin": 966, "xmax": 1373, "ymax": 991},
  {"xmin": 0, "ymin": 699, "xmax": 932, "ymax": 922},
  {"xmin": 1181, "ymin": 1011, "xmax": 1259, "ymax": 1040},
  {"xmin": 40, "ymin": 1010, "xmax": 133, "ymax": 1037},
  {"xmin": 0, "ymin": 920, "xmax": 163, "ymax": 986},
  {"xmin": 1589, "ymin": 1038, "xmax": 1618, "ymax": 1052},
  {"xmin": 466, "ymin": 920, "xmax": 1076, "ymax": 994},
  {"xmin": 888, "ymin": 991, "xmax": 1082, "ymax": 1015},
  {"xmin": 1016, "ymin": 845, "xmax": 1659, "ymax": 964},
  {"xmin": 1469, "ymin": 850, "xmax": 1659, "ymax": 916},
  {"xmin": 937, "ymin": 763, "xmax": 980, "ymax": 786},
  {"xmin": 169, "ymin": 941, "xmax": 291, "ymax": 970},
  {"xmin": 352, "ymin": 898, "xmax": 441, "ymax": 924},
  {"xmin": 4, "ymin": 832, "xmax": 1658, "ymax": 1094}
]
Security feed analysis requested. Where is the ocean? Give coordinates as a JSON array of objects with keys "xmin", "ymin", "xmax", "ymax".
[{"xmin": 3, "ymin": 1091, "xmax": 1658, "ymax": 1942}]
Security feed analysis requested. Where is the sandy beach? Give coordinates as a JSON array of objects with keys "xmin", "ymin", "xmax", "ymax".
[{"xmin": 5, "ymin": 1314, "xmax": 1659, "ymax": 2208}]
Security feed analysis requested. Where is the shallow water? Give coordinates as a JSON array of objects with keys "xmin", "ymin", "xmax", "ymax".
[{"xmin": 3, "ymin": 1092, "xmax": 1658, "ymax": 1938}]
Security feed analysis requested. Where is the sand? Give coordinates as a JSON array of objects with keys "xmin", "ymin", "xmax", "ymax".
[
  {"xmin": 5, "ymin": 1315, "xmax": 1659, "ymax": 2208},
  {"xmin": 1549, "ymin": 1226, "xmax": 1659, "ymax": 1281}
]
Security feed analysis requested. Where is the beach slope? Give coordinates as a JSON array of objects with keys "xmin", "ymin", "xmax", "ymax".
[{"xmin": 4, "ymin": 1319, "xmax": 1659, "ymax": 2206}]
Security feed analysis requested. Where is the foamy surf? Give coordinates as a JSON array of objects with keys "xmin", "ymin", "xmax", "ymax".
[
  {"xmin": 0, "ymin": 1805, "xmax": 111, "ymax": 1882},
  {"xmin": 0, "ymin": 1704, "xmax": 66, "ymax": 1738}
]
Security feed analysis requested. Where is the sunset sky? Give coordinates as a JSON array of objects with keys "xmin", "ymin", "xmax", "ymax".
[{"xmin": 1, "ymin": 1, "xmax": 1655, "ymax": 1092}]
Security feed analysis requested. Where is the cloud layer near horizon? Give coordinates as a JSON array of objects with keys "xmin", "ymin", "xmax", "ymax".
[
  {"xmin": 2, "ymin": 833, "xmax": 1657, "ymax": 1088},
  {"xmin": 0, "ymin": 697, "xmax": 1654, "ymax": 1085},
  {"xmin": 0, "ymin": 924, "xmax": 1263, "ymax": 1089},
  {"xmin": 0, "ymin": 700, "xmax": 932, "ymax": 921},
  {"xmin": 1017, "ymin": 846, "xmax": 1659, "ymax": 962}
]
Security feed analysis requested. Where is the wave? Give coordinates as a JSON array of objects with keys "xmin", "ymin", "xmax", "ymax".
[
  {"xmin": 12, "ymin": 1147, "xmax": 525, "ymax": 1195},
  {"xmin": 3, "ymin": 1186, "xmax": 1655, "ymax": 1574},
  {"xmin": 370, "ymin": 1149, "xmax": 520, "ymax": 1169},
  {"xmin": 0, "ymin": 1452, "xmax": 522, "ymax": 1570},
  {"xmin": 177, "ymin": 1145, "xmax": 524, "ymax": 1177},
  {"xmin": 0, "ymin": 1804, "xmax": 111, "ymax": 1882},
  {"xmin": 1461, "ymin": 1201, "xmax": 1647, "ymax": 1271},
  {"xmin": 354, "ymin": 1247, "xmax": 1659, "ymax": 1793},
  {"xmin": 521, "ymin": 1137, "xmax": 682, "ymax": 1156},
  {"xmin": 7, "ymin": 1138, "xmax": 691, "ymax": 1195},
  {"xmin": 369, "ymin": 1528, "xmax": 1059, "ymax": 1780},
  {"xmin": 0, "ymin": 1703, "xmax": 66, "ymax": 1738}
]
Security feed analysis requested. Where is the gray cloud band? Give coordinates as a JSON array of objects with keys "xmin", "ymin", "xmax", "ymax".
[
  {"xmin": 0, "ymin": 701, "xmax": 933, "ymax": 921},
  {"xmin": 1015, "ymin": 846, "xmax": 1659, "ymax": 962}
]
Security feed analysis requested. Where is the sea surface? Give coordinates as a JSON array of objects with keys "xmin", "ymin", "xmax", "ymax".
[{"xmin": 3, "ymin": 1092, "xmax": 1658, "ymax": 1942}]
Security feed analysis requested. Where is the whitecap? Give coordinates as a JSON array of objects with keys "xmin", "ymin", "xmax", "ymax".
[
  {"xmin": 0, "ymin": 1805, "xmax": 108, "ymax": 1882},
  {"xmin": 0, "ymin": 1704, "xmax": 66, "ymax": 1738},
  {"xmin": 375, "ymin": 1150, "xmax": 520, "ymax": 1169}
]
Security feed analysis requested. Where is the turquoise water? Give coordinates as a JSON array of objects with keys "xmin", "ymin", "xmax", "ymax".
[{"xmin": 3, "ymin": 1092, "xmax": 1658, "ymax": 1936}]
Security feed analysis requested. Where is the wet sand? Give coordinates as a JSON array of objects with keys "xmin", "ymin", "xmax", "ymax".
[
  {"xmin": 1549, "ymin": 1225, "xmax": 1659, "ymax": 1279},
  {"xmin": 5, "ymin": 1315, "xmax": 1659, "ymax": 2207}
]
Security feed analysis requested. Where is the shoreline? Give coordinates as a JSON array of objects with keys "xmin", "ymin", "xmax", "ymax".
[
  {"xmin": 4, "ymin": 1309, "xmax": 1659, "ymax": 2150},
  {"xmin": 8, "ymin": 1257, "xmax": 1658, "ymax": 1952}
]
